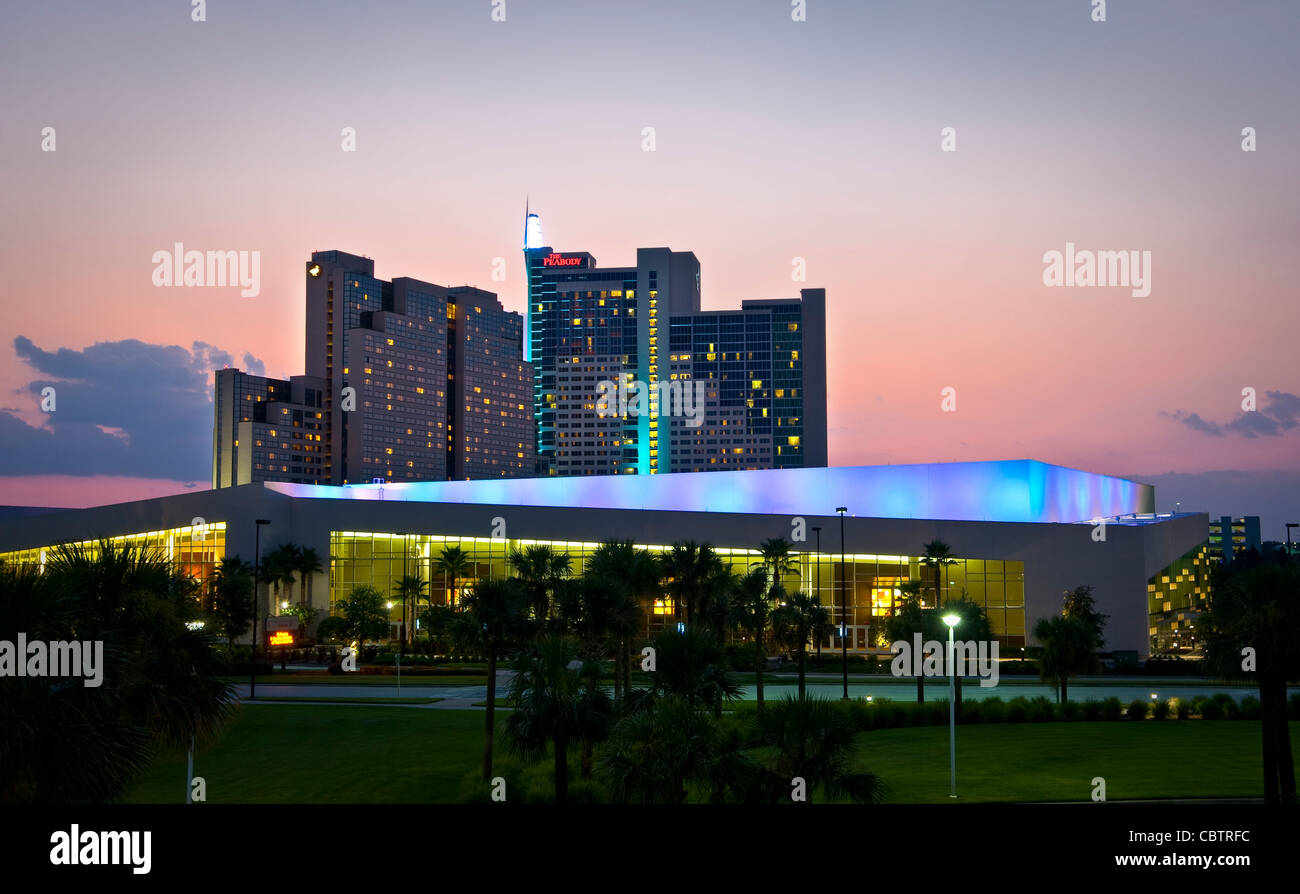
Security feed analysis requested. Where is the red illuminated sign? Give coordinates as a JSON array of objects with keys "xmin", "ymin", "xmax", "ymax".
[
  {"xmin": 269, "ymin": 630, "xmax": 294, "ymax": 646},
  {"xmin": 542, "ymin": 253, "xmax": 584, "ymax": 267}
]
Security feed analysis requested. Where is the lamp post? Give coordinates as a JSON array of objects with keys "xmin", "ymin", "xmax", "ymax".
[
  {"xmin": 250, "ymin": 519, "xmax": 271, "ymax": 700},
  {"xmin": 812, "ymin": 524, "xmax": 821, "ymax": 604},
  {"xmin": 836, "ymin": 507, "xmax": 848, "ymax": 701},
  {"xmin": 1286, "ymin": 523, "xmax": 1297, "ymax": 558},
  {"xmin": 942, "ymin": 612, "xmax": 961, "ymax": 798}
]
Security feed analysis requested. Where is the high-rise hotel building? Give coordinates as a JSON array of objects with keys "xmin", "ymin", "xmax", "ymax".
[
  {"xmin": 213, "ymin": 252, "xmax": 536, "ymax": 487},
  {"xmin": 524, "ymin": 212, "xmax": 827, "ymax": 476}
]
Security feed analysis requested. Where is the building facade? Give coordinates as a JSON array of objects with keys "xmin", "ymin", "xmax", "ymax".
[
  {"xmin": 213, "ymin": 252, "xmax": 535, "ymax": 487},
  {"xmin": 211, "ymin": 369, "xmax": 327, "ymax": 487},
  {"xmin": 523, "ymin": 212, "xmax": 827, "ymax": 476},
  {"xmin": 0, "ymin": 460, "xmax": 1206, "ymax": 659}
]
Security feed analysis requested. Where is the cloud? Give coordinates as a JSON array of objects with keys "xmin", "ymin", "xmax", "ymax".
[
  {"xmin": 1165, "ymin": 391, "xmax": 1300, "ymax": 439},
  {"xmin": 2, "ymin": 337, "xmax": 263, "ymax": 480}
]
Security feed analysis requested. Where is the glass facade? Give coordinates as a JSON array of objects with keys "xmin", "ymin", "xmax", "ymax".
[
  {"xmin": 328, "ymin": 530, "xmax": 1025, "ymax": 649},
  {"xmin": 0, "ymin": 522, "xmax": 227, "ymax": 594},
  {"xmin": 1147, "ymin": 543, "xmax": 1212, "ymax": 654}
]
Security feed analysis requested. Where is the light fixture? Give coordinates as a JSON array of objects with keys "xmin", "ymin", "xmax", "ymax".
[
  {"xmin": 943, "ymin": 613, "xmax": 961, "ymax": 628},
  {"xmin": 308, "ymin": 263, "xmax": 321, "ymax": 277}
]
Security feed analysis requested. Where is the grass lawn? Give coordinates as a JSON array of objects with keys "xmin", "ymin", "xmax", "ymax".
[
  {"xmin": 123, "ymin": 705, "xmax": 483, "ymax": 804},
  {"xmin": 221, "ymin": 673, "xmax": 486, "ymax": 686},
  {"xmin": 855, "ymin": 721, "xmax": 1292, "ymax": 803},
  {"xmin": 122, "ymin": 703, "xmax": 1299, "ymax": 804}
]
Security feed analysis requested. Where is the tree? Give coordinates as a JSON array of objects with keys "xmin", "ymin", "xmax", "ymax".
[
  {"xmin": 601, "ymin": 696, "xmax": 751, "ymax": 804},
  {"xmin": 755, "ymin": 696, "xmax": 886, "ymax": 804},
  {"xmin": 772, "ymin": 590, "xmax": 829, "ymax": 699},
  {"xmin": 659, "ymin": 541, "xmax": 724, "ymax": 627},
  {"xmin": 296, "ymin": 547, "xmax": 323, "ymax": 608},
  {"xmin": 393, "ymin": 574, "xmax": 427, "ymax": 650},
  {"xmin": 435, "ymin": 545, "xmax": 472, "ymax": 608},
  {"xmin": 757, "ymin": 537, "xmax": 800, "ymax": 591},
  {"xmin": 646, "ymin": 627, "xmax": 741, "ymax": 716},
  {"xmin": 450, "ymin": 578, "xmax": 528, "ymax": 780},
  {"xmin": 286, "ymin": 602, "xmax": 319, "ymax": 642},
  {"xmin": 1201, "ymin": 547, "xmax": 1299, "ymax": 804},
  {"xmin": 584, "ymin": 539, "xmax": 656, "ymax": 706},
  {"xmin": 261, "ymin": 543, "xmax": 302, "ymax": 612},
  {"xmin": 0, "ymin": 541, "xmax": 236, "ymax": 802},
  {"xmin": 937, "ymin": 592, "xmax": 994, "ymax": 716},
  {"xmin": 504, "ymin": 634, "xmax": 612, "ymax": 802},
  {"xmin": 337, "ymin": 584, "xmax": 391, "ymax": 646},
  {"xmin": 883, "ymin": 592, "xmax": 940, "ymax": 703},
  {"xmin": 208, "ymin": 556, "xmax": 254, "ymax": 649},
  {"xmin": 921, "ymin": 540, "xmax": 957, "ymax": 609},
  {"xmin": 1033, "ymin": 615, "xmax": 1095, "ymax": 704},
  {"xmin": 731, "ymin": 567, "xmax": 775, "ymax": 708},
  {"xmin": 509, "ymin": 544, "xmax": 572, "ymax": 631},
  {"xmin": 1062, "ymin": 584, "xmax": 1108, "ymax": 648}
]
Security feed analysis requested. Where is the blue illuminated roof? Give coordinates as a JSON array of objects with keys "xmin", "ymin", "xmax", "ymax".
[{"xmin": 266, "ymin": 460, "xmax": 1153, "ymax": 524}]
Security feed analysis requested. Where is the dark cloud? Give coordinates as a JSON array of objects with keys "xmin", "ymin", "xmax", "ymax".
[
  {"xmin": 1166, "ymin": 391, "xmax": 1300, "ymax": 439},
  {"xmin": 2, "ymin": 337, "xmax": 263, "ymax": 480}
]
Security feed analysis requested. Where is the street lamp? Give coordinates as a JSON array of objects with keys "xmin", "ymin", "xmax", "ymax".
[
  {"xmin": 837, "ymin": 507, "xmax": 848, "ymax": 701},
  {"xmin": 942, "ymin": 612, "xmax": 961, "ymax": 798},
  {"xmin": 812, "ymin": 526, "xmax": 821, "ymax": 636},
  {"xmin": 250, "ymin": 519, "xmax": 271, "ymax": 700},
  {"xmin": 1286, "ymin": 523, "xmax": 1297, "ymax": 557}
]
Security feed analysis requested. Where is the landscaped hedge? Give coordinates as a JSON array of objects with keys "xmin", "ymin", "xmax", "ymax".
[{"xmin": 727, "ymin": 691, "xmax": 1300, "ymax": 731}]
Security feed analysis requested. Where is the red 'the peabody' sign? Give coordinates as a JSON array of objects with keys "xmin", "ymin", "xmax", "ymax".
[{"xmin": 542, "ymin": 253, "xmax": 584, "ymax": 267}]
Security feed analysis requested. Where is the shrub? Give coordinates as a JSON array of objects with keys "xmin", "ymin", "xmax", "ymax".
[
  {"xmin": 1026, "ymin": 696, "xmax": 1056, "ymax": 722},
  {"xmin": 1006, "ymin": 697, "xmax": 1029, "ymax": 723},
  {"xmin": 1174, "ymin": 697, "xmax": 1191, "ymax": 720},
  {"xmin": 1238, "ymin": 696, "xmax": 1260, "ymax": 720},
  {"xmin": 979, "ymin": 697, "xmax": 1007, "ymax": 723},
  {"xmin": 1199, "ymin": 697, "xmax": 1223, "ymax": 720},
  {"xmin": 1212, "ymin": 693, "xmax": 1239, "ymax": 719},
  {"xmin": 1151, "ymin": 699, "xmax": 1170, "ymax": 720},
  {"xmin": 1061, "ymin": 700, "xmax": 1083, "ymax": 721},
  {"xmin": 1101, "ymin": 697, "xmax": 1123, "ymax": 721},
  {"xmin": 1125, "ymin": 698, "xmax": 1148, "ymax": 720},
  {"xmin": 1081, "ymin": 699, "xmax": 1104, "ymax": 721}
]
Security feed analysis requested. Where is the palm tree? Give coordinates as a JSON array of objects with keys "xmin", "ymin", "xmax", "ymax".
[
  {"xmin": 731, "ymin": 566, "xmax": 775, "ymax": 708},
  {"xmin": 509, "ymin": 544, "xmax": 572, "ymax": 631},
  {"xmin": 585, "ymin": 539, "xmax": 657, "ymax": 705},
  {"xmin": 1034, "ymin": 614, "xmax": 1096, "ymax": 704},
  {"xmin": 296, "ymin": 547, "xmax": 323, "ymax": 608},
  {"xmin": 451, "ymin": 578, "xmax": 528, "ymax": 781},
  {"xmin": 659, "ymin": 541, "xmax": 724, "ymax": 627},
  {"xmin": 263, "ymin": 543, "xmax": 301, "ymax": 609},
  {"xmin": 771, "ymin": 590, "xmax": 828, "ymax": 699},
  {"xmin": 393, "ymin": 574, "xmax": 427, "ymax": 650},
  {"xmin": 755, "ymin": 696, "xmax": 886, "ymax": 803},
  {"xmin": 504, "ymin": 634, "xmax": 613, "ymax": 802},
  {"xmin": 757, "ymin": 536, "xmax": 800, "ymax": 591},
  {"xmin": 921, "ymin": 540, "xmax": 957, "ymax": 609},
  {"xmin": 434, "ymin": 545, "xmax": 472, "ymax": 608},
  {"xmin": 646, "ymin": 626, "xmax": 742, "ymax": 715}
]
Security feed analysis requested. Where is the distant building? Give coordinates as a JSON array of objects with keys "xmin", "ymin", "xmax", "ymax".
[
  {"xmin": 211, "ymin": 370, "xmax": 326, "ymax": 487},
  {"xmin": 1207, "ymin": 515, "xmax": 1261, "ymax": 563},
  {"xmin": 213, "ymin": 251, "xmax": 535, "ymax": 487}
]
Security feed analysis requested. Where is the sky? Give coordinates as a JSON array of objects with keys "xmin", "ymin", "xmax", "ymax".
[{"xmin": 0, "ymin": 0, "xmax": 1297, "ymax": 538}]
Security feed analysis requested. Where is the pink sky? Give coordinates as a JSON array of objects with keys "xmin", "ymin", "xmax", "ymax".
[{"xmin": 1, "ymin": 0, "xmax": 1296, "ymax": 520}]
